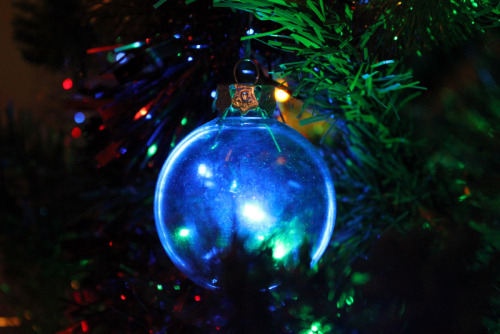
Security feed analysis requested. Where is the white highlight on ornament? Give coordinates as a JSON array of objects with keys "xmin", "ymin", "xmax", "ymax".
[
  {"xmin": 230, "ymin": 180, "xmax": 238, "ymax": 193},
  {"xmin": 197, "ymin": 164, "xmax": 212, "ymax": 178},
  {"xmin": 179, "ymin": 228, "xmax": 190, "ymax": 237},
  {"xmin": 242, "ymin": 203, "xmax": 266, "ymax": 222}
]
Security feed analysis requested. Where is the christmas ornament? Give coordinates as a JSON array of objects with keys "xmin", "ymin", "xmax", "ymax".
[{"xmin": 154, "ymin": 60, "xmax": 336, "ymax": 289}]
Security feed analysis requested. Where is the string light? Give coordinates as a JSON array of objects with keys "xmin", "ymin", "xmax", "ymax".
[
  {"xmin": 81, "ymin": 321, "xmax": 89, "ymax": 332},
  {"xmin": 71, "ymin": 127, "xmax": 82, "ymax": 138},
  {"xmin": 62, "ymin": 78, "xmax": 73, "ymax": 90},
  {"xmin": 115, "ymin": 41, "xmax": 143, "ymax": 52},
  {"xmin": 147, "ymin": 144, "xmax": 158, "ymax": 157},
  {"xmin": 275, "ymin": 88, "xmax": 290, "ymax": 102},
  {"xmin": 134, "ymin": 107, "xmax": 149, "ymax": 120},
  {"xmin": 0, "ymin": 317, "xmax": 21, "ymax": 327},
  {"xmin": 74, "ymin": 112, "xmax": 85, "ymax": 124}
]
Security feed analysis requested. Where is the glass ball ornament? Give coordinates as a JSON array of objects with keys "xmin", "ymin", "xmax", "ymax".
[{"xmin": 154, "ymin": 83, "xmax": 336, "ymax": 289}]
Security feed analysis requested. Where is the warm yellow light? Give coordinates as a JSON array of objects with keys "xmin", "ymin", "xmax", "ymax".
[
  {"xmin": 275, "ymin": 88, "xmax": 290, "ymax": 102},
  {"xmin": 0, "ymin": 317, "xmax": 21, "ymax": 327}
]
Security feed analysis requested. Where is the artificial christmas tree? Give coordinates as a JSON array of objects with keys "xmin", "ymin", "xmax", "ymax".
[{"xmin": 2, "ymin": 0, "xmax": 500, "ymax": 333}]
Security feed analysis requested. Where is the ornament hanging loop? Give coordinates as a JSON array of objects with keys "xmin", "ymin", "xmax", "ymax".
[{"xmin": 233, "ymin": 59, "xmax": 260, "ymax": 84}]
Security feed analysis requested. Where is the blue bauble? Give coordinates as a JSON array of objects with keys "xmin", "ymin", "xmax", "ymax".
[{"xmin": 154, "ymin": 115, "xmax": 335, "ymax": 289}]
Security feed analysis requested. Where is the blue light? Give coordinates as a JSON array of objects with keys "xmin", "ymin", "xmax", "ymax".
[
  {"xmin": 145, "ymin": 114, "xmax": 152, "ymax": 120},
  {"xmin": 195, "ymin": 45, "xmax": 201, "ymax": 49},
  {"xmin": 115, "ymin": 52, "xmax": 127, "ymax": 64},
  {"xmin": 211, "ymin": 90, "xmax": 217, "ymax": 98},
  {"xmin": 197, "ymin": 164, "xmax": 207, "ymax": 176},
  {"xmin": 174, "ymin": 34, "xmax": 181, "ymax": 39},
  {"xmin": 187, "ymin": 56, "xmax": 193, "ymax": 62},
  {"xmin": 246, "ymin": 28, "xmax": 255, "ymax": 35},
  {"xmin": 74, "ymin": 112, "xmax": 85, "ymax": 124}
]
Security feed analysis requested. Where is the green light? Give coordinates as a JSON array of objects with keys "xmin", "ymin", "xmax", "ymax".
[
  {"xmin": 0, "ymin": 283, "xmax": 10, "ymax": 294},
  {"xmin": 147, "ymin": 144, "xmax": 158, "ymax": 157},
  {"xmin": 257, "ymin": 235, "xmax": 265, "ymax": 241},
  {"xmin": 115, "ymin": 41, "xmax": 144, "ymax": 52},
  {"xmin": 351, "ymin": 272, "xmax": 371, "ymax": 285},
  {"xmin": 174, "ymin": 285, "xmax": 180, "ymax": 291},
  {"xmin": 393, "ymin": 36, "xmax": 398, "ymax": 41},
  {"xmin": 311, "ymin": 322, "xmax": 321, "ymax": 332},
  {"xmin": 459, "ymin": 194, "xmax": 469, "ymax": 202},
  {"xmin": 273, "ymin": 244, "xmax": 288, "ymax": 259},
  {"xmin": 157, "ymin": 284, "xmax": 163, "ymax": 291},
  {"xmin": 346, "ymin": 296, "xmax": 354, "ymax": 305},
  {"xmin": 181, "ymin": 117, "xmax": 188, "ymax": 126},
  {"xmin": 179, "ymin": 228, "xmax": 190, "ymax": 237}
]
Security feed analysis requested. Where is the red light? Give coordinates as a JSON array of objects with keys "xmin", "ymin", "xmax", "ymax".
[
  {"xmin": 194, "ymin": 295, "xmax": 201, "ymax": 302},
  {"xmin": 464, "ymin": 186, "xmax": 471, "ymax": 195},
  {"xmin": 133, "ymin": 107, "xmax": 148, "ymax": 120},
  {"xmin": 120, "ymin": 294, "xmax": 126, "ymax": 300},
  {"xmin": 81, "ymin": 320, "xmax": 89, "ymax": 332},
  {"xmin": 62, "ymin": 78, "xmax": 73, "ymax": 90},
  {"xmin": 71, "ymin": 127, "xmax": 82, "ymax": 138},
  {"xmin": 109, "ymin": 241, "xmax": 113, "ymax": 246}
]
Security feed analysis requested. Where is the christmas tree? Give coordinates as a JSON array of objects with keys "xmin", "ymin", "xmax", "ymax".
[{"xmin": 2, "ymin": 0, "xmax": 500, "ymax": 333}]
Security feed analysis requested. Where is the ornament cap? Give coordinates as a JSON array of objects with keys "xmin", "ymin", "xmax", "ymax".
[{"xmin": 214, "ymin": 83, "xmax": 276, "ymax": 116}]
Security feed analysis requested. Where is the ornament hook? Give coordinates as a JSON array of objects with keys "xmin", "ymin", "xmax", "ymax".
[{"xmin": 233, "ymin": 59, "xmax": 260, "ymax": 84}]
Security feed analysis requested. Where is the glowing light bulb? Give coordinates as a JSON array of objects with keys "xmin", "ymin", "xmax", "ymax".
[
  {"xmin": 74, "ymin": 112, "xmax": 85, "ymax": 124},
  {"xmin": 134, "ymin": 107, "xmax": 149, "ymax": 120},
  {"xmin": 115, "ymin": 52, "xmax": 127, "ymax": 64},
  {"xmin": 147, "ymin": 144, "xmax": 158, "ymax": 157},
  {"xmin": 62, "ymin": 78, "xmax": 73, "ymax": 90},
  {"xmin": 71, "ymin": 127, "xmax": 82, "ymax": 138},
  {"xmin": 275, "ymin": 88, "xmax": 290, "ymax": 102}
]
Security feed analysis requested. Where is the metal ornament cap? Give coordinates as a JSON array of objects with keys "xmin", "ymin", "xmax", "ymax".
[{"xmin": 215, "ymin": 84, "xmax": 276, "ymax": 116}]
